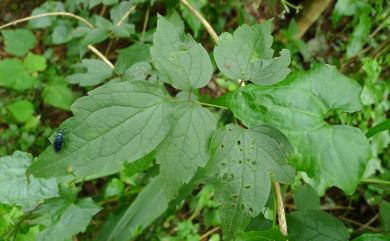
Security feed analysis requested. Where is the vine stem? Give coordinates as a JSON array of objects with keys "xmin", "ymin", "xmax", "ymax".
[
  {"xmin": 88, "ymin": 45, "xmax": 114, "ymax": 69},
  {"xmin": 272, "ymin": 180, "xmax": 288, "ymax": 236},
  {"xmin": 179, "ymin": 0, "xmax": 219, "ymax": 43},
  {"xmin": 360, "ymin": 178, "xmax": 390, "ymax": 187},
  {"xmin": 0, "ymin": 12, "xmax": 94, "ymax": 30},
  {"xmin": 115, "ymin": 5, "xmax": 137, "ymax": 26}
]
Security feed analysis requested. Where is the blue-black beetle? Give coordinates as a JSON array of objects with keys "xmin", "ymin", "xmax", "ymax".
[{"xmin": 53, "ymin": 129, "xmax": 65, "ymax": 152}]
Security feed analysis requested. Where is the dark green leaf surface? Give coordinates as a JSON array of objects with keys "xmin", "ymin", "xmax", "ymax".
[
  {"xmin": 114, "ymin": 43, "xmax": 151, "ymax": 74},
  {"xmin": 293, "ymin": 184, "xmax": 320, "ymax": 211},
  {"xmin": 214, "ymin": 21, "xmax": 291, "ymax": 85},
  {"xmin": 1, "ymin": 29, "xmax": 36, "ymax": 56},
  {"xmin": 0, "ymin": 151, "xmax": 58, "ymax": 208},
  {"xmin": 287, "ymin": 210, "xmax": 349, "ymax": 241},
  {"xmin": 208, "ymin": 124, "xmax": 294, "ymax": 239},
  {"xmin": 352, "ymin": 234, "xmax": 390, "ymax": 241},
  {"xmin": 224, "ymin": 64, "xmax": 371, "ymax": 194},
  {"xmin": 66, "ymin": 59, "xmax": 113, "ymax": 86},
  {"xmin": 156, "ymin": 102, "xmax": 216, "ymax": 197},
  {"xmin": 150, "ymin": 15, "xmax": 213, "ymax": 90},
  {"xmin": 366, "ymin": 120, "xmax": 390, "ymax": 138},
  {"xmin": 34, "ymin": 198, "xmax": 101, "ymax": 241},
  {"xmin": 380, "ymin": 200, "xmax": 390, "ymax": 232},
  {"xmin": 28, "ymin": 81, "xmax": 172, "ymax": 180}
]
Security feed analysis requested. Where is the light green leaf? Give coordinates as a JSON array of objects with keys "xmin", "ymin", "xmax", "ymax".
[
  {"xmin": 380, "ymin": 200, "xmax": 390, "ymax": 232},
  {"xmin": 99, "ymin": 176, "xmax": 169, "ymax": 241},
  {"xmin": 34, "ymin": 198, "xmax": 101, "ymax": 241},
  {"xmin": 224, "ymin": 64, "xmax": 371, "ymax": 194},
  {"xmin": 23, "ymin": 52, "xmax": 47, "ymax": 73},
  {"xmin": 110, "ymin": 1, "xmax": 133, "ymax": 23},
  {"xmin": 115, "ymin": 43, "xmax": 151, "ymax": 74},
  {"xmin": 0, "ymin": 59, "xmax": 37, "ymax": 90},
  {"xmin": 156, "ymin": 102, "xmax": 216, "ymax": 197},
  {"xmin": 293, "ymin": 184, "xmax": 320, "ymax": 211},
  {"xmin": 207, "ymin": 124, "xmax": 294, "ymax": 239},
  {"xmin": 123, "ymin": 62, "xmax": 155, "ymax": 81},
  {"xmin": 214, "ymin": 21, "xmax": 291, "ymax": 85},
  {"xmin": 28, "ymin": 81, "xmax": 172, "ymax": 180},
  {"xmin": 66, "ymin": 59, "xmax": 113, "ymax": 86},
  {"xmin": 43, "ymin": 79, "xmax": 75, "ymax": 110},
  {"xmin": 104, "ymin": 178, "xmax": 124, "ymax": 198},
  {"xmin": 83, "ymin": 28, "xmax": 109, "ymax": 45},
  {"xmin": 236, "ymin": 228, "xmax": 287, "ymax": 241},
  {"xmin": 7, "ymin": 100, "xmax": 35, "ymax": 123},
  {"xmin": 52, "ymin": 24, "xmax": 73, "ymax": 44},
  {"xmin": 0, "ymin": 151, "xmax": 58, "ymax": 208},
  {"xmin": 352, "ymin": 234, "xmax": 390, "ymax": 241},
  {"xmin": 346, "ymin": 13, "xmax": 371, "ymax": 58},
  {"xmin": 1, "ymin": 29, "xmax": 37, "ymax": 56},
  {"xmin": 287, "ymin": 210, "xmax": 349, "ymax": 241},
  {"xmin": 150, "ymin": 15, "xmax": 213, "ymax": 90},
  {"xmin": 28, "ymin": 2, "xmax": 65, "ymax": 28},
  {"xmin": 180, "ymin": 0, "xmax": 207, "ymax": 38},
  {"xmin": 103, "ymin": 0, "xmax": 119, "ymax": 6}
]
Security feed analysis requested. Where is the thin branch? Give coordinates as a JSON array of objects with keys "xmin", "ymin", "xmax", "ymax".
[
  {"xmin": 88, "ymin": 45, "xmax": 114, "ymax": 69},
  {"xmin": 272, "ymin": 180, "xmax": 288, "ymax": 236},
  {"xmin": 200, "ymin": 227, "xmax": 220, "ymax": 240},
  {"xmin": 355, "ymin": 213, "xmax": 379, "ymax": 233},
  {"xmin": 141, "ymin": 5, "xmax": 150, "ymax": 42},
  {"xmin": 338, "ymin": 216, "xmax": 381, "ymax": 232},
  {"xmin": 116, "ymin": 5, "xmax": 137, "ymax": 26},
  {"xmin": 179, "ymin": 0, "xmax": 219, "ymax": 43},
  {"xmin": 361, "ymin": 178, "xmax": 390, "ymax": 187},
  {"xmin": 0, "ymin": 12, "xmax": 95, "ymax": 30}
]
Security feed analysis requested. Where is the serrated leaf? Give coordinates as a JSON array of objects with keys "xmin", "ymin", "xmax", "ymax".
[
  {"xmin": 352, "ymin": 234, "xmax": 390, "ymax": 241},
  {"xmin": 207, "ymin": 124, "xmax": 294, "ymax": 239},
  {"xmin": 114, "ymin": 43, "xmax": 151, "ymax": 74},
  {"xmin": 380, "ymin": 200, "xmax": 390, "ymax": 232},
  {"xmin": 7, "ymin": 100, "xmax": 35, "ymax": 123},
  {"xmin": 224, "ymin": 64, "xmax": 371, "ymax": 194},
  {"xmin": 28, "ymin": 81, "xmax": 172, "ymax": 180},
  {"xmin": 287, "ymin": 210, "xmax": 349, "ymax": 241},
  {"xmin": 23, "ymin": 52, "xmax": 47, "ymax": 73},
  {"xmin": 0, "ymin": 151, "xmax": 58, "ymax": 208},
  {"xmin": 0, "ymin": 59, "xmax": 37, "ymax": 90},
  {"xmin": 236, "ymin": 228, "xmax": 287, "ymax": 241},
  {"xmin": 293, "ymin": 184, "xmax": 320, "ymax": 211},
  {"xmin": 1, "ymin": 29, "xmax": 37, "ymax": 56},
  {"xmin": 156, "ymin": 102, "xmax": 216, "ymax": 197},
  {"xmin": 150, "ymin": 15, "xmax": 213, "ymax": 90},
  {"xmin": 34, "ymin": 198, "xmax": 101, "ymax": 241},
  {"xmin": 28, "ymin": 2, "xmax": 65, "ymax": 28},
  {"xmin": 43, "ymin": 79, "xmax": 75, "ymax": 110},
  {"xmin": 214, "ymin": 21, "xmax": 291, "ymax": 85},
  {"xmin": 66, "ymin": 59, "xmax": 113, "ymax": 86}
]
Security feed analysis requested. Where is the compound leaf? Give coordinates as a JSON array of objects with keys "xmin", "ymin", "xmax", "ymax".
[
  {"xmin": 224, "ymin": 64, "xmax": 371, "ymax": 194},
  {"xmin": 287, "ymin": 210, "xmax": 349, "ymax": 241},
  {"xmin": 27, "ymin": 81, "xmax": 172, "ymax": 180},
  {"xmin": 66, "ymin": 59, "xmax": 113, "ymax": 86},
  {"xmin": 207, "ymin": 124, "xmax": 294, "ymax": 239},
  {"xmin": 34, "ymin": 198, "xmax": 101, "ymax": 241},
  {"xmin": 150, "ymin": 15, "xmax": 213, "ymax": 90},
  {"xmin": 156, "ymin": 102, "xmax": 216, "ymax": 197},
  {"xmin": 1, "ymin": 29, "xmax": 36, "ymax": 56},
  {"xmin": 214, "ymin": 21, "xmax": 291, "ymax": 85},
  {"xmin": 0, "ymin": 151, "xmax": 58, "ymax": 208}
]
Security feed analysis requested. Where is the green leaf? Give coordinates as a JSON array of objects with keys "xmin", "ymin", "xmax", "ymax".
[
  {"xmin": 114, "ymin": 43, "xmax": 151, "ymax": 74},
  {"xmin": 346, "ymin": 13, "xmax": 371, "ymax": 58},
  {"xmin": 180, "ymin": 0, "xmax": 207, "ymax": 38},
  {"xmin": 214, "ymin": 21, "xmax": 291, "ymax": 85},
  {"xmin": 43, "ymin": 79, "xmax": 75, "ymax": 110},
  {"xmin": 150, "ymin": 15, "xmax": 213, "ymax": 90},
  {"xmin": 123, "ymin": 62, "xmax": 155, "ymax": 81},
  {"xmin": 103, "ymin": 0, "xmax": 119, "ymax": 6},
  {"xmin": 380, "ymin": 200, "xmax": 390, "ymax": 232},
  {"xmin": 366, "ymin": 120, "xmax": 390, "ymax": 138},
  {"xmin": 23, "ymin": 52, "xmax": 47, "ymax": 73},
  {"xmin": 100, "ymin": 176, "xmax": 169, "ymax": 241},
  {"xmin": 52, "ymin": 23, "xmax": 73, "ymax": 44},
  {"xmin": 293, "ymin": 184, "xmax": 320, "ymax": 211},
  {"xmin": 104, "ymin": 178, "xmax": 124, "ymax": 198},
  {"xmin": 27, "ymin": 81, "xmax": 172, "ymax": 180},
  {"xmin": 7, "ymin": 100, "xmax": 35, "ymax": 123},
  {"xmin": 287, "ymin": 210, "xmax": 349, "ymax": 241},
  {"xmin": 1, "ymin": 29, "xmax": 37, "ymax": 56},
  {"xmin": 83, "ymin": 28, "xmax": 109, "ymax": 45},
  {"xmin": 224, "ymin": 64, "xmax": 371, "ymax": 194},
  {"xmin": 34, "ymin": 198, "xmax": 101, "ymax": 241},
  {"xmin": 66, "ymin": 59, "xmax": 113, "ymax": 86},
  {"xmin": 0, "ymin": 59, "xmax": 37, "ymax": 90},
  {"xmin": 28, "ymin": 2, "xmax": 65, "ymax": 28},
  {"xmin": 236, "ymin": 228, "xmax": 288, "ymax": 241},
  {"xmin": 207, "ymin": 124, "xmax": 294, "ymax": 239},
  {"xmin": 0, "ymin": 151, "xmax": 58, "ymax": 208},
  {"xmin": 352, "ymin": 234, "xmax": 390, "ymax": 241},
  {"xmin": 156, "ymin": 102, "xmax": 216, "ymax": 197}
]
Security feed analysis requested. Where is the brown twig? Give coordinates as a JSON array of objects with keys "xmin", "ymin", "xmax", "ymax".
[
  {"xmin": 200, "ymin": 227, "xmax": 220, "ymax": 240},
  {"xmin": 338, "ymin": 216, "xmax": 381, "ymax": 232},
  {"xmin": 273, "ymin": 180, "xmax": 288, "ymax": 236}
]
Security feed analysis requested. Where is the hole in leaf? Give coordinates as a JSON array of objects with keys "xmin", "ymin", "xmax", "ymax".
[
  {"xmin": 238, "ymin": 160, "xmax": 243, "ymax": 164},
  {"xmin": 220, "ymin": 144, "xmax": 224, "ymax": 149},
  {"xmin": 237, "ymin": 140, "xmax": 241, "ymax": 145},
  {"xmin": 251, "ymin": 160, "xmax": 256, "ymax": 166},
  {"xmin": 244, "ymin": 184, "xmax": 251, "ymax": 189},
  {"xmin": 220, "ymin": 161, "xmax": 226, "ymax": 166},
  {"xmin": 249, "ymin": 207, "xmax": 254, "ymax": 213},
  {"xmin": 232, "ymin": 194, "xmax": 238, "ymax": 199},
  {"xmin": 241, "ymin": 204, "xmax": 245, "ymax": 210}
]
